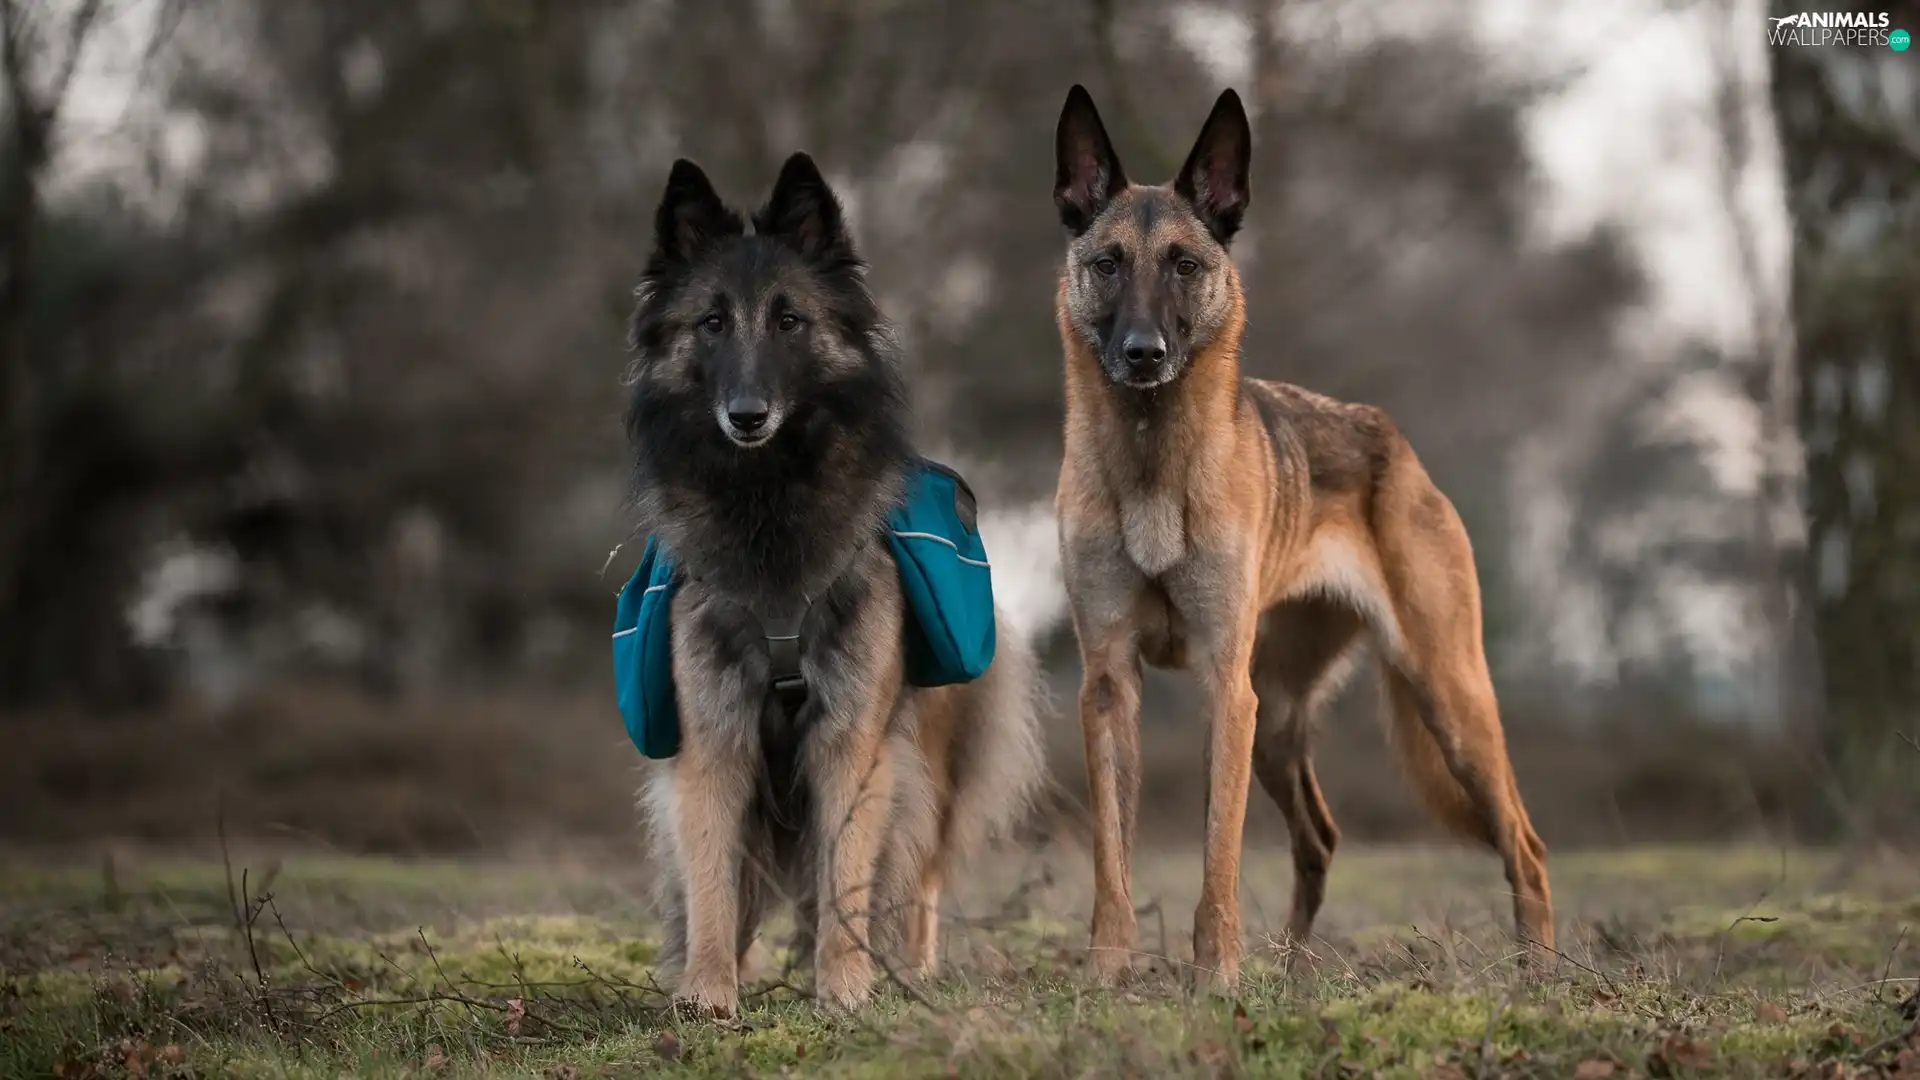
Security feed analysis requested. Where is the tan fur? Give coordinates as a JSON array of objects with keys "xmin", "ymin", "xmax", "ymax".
[
  {"xmin": 1056, "ymin": 205, "xmax": 1554, "ymax": 993},
  {"xmin": 642, "ymin": 580, "xmax": 1045, "ymax": 1016}
]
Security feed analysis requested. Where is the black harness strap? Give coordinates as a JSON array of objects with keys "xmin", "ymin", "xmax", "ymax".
[
  {"xmin": 745, "ymin": 535, "xmax": 873, "ymax": 717},
  {"xmin": 757, "ymin": 600, "xmax": 811, "ymax": 714}
]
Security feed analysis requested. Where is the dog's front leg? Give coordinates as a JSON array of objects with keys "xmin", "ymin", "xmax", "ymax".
[
  {"xmin": 1191, "ymin": 598, "xmax": 1260, "ymax": 995},
  {"xmin": 668, "ymin": 740, "xmax": 754, "ymax": 1018},
  {"xmin": 808, "ymin": 719, "xmax": 898, "ymax": 1008}
]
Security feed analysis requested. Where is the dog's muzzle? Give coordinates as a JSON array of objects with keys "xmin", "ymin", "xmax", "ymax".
[{"xmin": 717, "ymin": 397, "xmax": 780, "ymax": 447}]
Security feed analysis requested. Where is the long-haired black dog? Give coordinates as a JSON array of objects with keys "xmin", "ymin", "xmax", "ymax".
[{"xmin": 623, "ymin": 152, "xmax": 1042, "ymax": 1016}]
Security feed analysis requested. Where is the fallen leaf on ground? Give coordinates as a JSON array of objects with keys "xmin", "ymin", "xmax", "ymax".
[
  {"xmin": 655, "ymin": 1030, "xmax": 683, "ymax": 1062},
  {"xmin": 506, "ymin": 997, "xmax": 525, "ymax": 1036}
]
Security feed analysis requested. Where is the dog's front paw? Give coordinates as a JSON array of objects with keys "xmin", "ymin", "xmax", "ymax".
[
  {"xmin": 1184, "ymin": 957, "xmax": 1241, "ymax": 998},
  {"xmin": 1085, "ymin": 945, "xmax": 1139, "ymax": 986},
  {"xmin": 1189, "ymin": 947, "xmax": 1241, "ymax": 998},
  {"xmin": 815, "ymin": 952, "xmax": 875, "ymax": 1010},
  {"xmin": 673, "ymin": 972, "xmax": 739, "ymax": 1021}
]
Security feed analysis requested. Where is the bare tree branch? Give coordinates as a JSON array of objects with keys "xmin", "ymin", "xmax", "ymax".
[{"xmin": 46, "ymin": 0, "xmax": 109, "ymax": 124}]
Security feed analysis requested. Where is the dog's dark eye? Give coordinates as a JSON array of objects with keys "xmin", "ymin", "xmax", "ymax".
[
  {"xmin": 699, "ymin": 313, "xmax": 724, "ymax": 335},
  {"xmin": 1176, "ymin": 259, "xmax": 1200, "ymax": 277},
  {"xmin": 777, "ymin": 312, "xmax": 801, "ymax": 333},
  {"xmin": 1093, "ymin": 258, "xmax": 1118, "ymax": 277}
]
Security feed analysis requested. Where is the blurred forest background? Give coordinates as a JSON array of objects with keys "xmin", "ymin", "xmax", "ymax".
[{"xmin": 1, "ymin": 0, "xmax": 1915, "ymax": 854}]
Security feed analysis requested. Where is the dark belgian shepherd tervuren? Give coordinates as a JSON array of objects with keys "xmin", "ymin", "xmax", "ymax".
[
  {"xmin": 1049, "ymin": 85, "xmax": 1554, "ymax": 992},
  {"xmin": 624, "ymin": 153, "xmax": 1043, "ymax": 1016}
]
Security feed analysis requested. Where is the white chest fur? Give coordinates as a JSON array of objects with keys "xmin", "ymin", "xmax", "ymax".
[{"xmin": 1120, "ymin": 488, "xmax": 1185, "ymax": 576}]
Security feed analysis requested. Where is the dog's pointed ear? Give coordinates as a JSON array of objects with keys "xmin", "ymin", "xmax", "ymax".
[
  {"xmin": 1174, "ymin": 89, "xmax": 1251, "ymax": 245},
  {"xmin": 759, "ymin": 152, "xmax": 857, "ymax": 265},
  {"xmin": 650, "ymin": 158, "xmax": 742, "ymax": 267},
  {"xmin": 1055, "ymin": 85, "xmax": 1127, "ymax": 235}
]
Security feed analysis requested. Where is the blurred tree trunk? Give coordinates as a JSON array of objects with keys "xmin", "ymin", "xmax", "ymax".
[
  {"xmin": 1770, "ymin": 18, "xmax": 1920, "ymax": 833},
  {"xmin": 0, "ymin": 0, "xmax": 103, "ymax": 704},
  {"xmin": 1708, "ymin": 0, "xmax": 1821, "ymax": 734}
]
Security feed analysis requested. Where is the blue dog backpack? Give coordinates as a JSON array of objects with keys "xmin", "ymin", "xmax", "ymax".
[
  {"xmin": 611, "ymin": 458, "xmax": 998, "ymax": 759},
  {"xmin": 610, "ymin": 536, "xmax": 682, "ymax": 759},
  {"xmin": 884, "ymin": 459, "xmax": 997, "ymax": 687}
]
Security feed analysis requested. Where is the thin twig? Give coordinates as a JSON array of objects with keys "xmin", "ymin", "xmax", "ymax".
[
  {"xmin": 1876, "ymin": 926, "xmax": 1909, "ymax": 1005},
  {"xmin": 1712, "ymin": 905, "xmax": 1780, "ymax": 987},
  {"xmin": 1853, "ymin": 1017, "xmax": 1920, "ymax": 1067},
  {"xmin": 1522, "ymin": 935, "xmax": 1623, "ymax": 1003}
]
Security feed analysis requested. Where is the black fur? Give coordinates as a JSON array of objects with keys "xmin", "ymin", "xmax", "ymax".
[
  {"xmin": 627, "ymin": 155, "xmax": 917, "ymax": 971},
  {"xmin": 1054, "ymin": 84, "xmax": 1129, "ymax": 236},
  {"xmin": 1172, "ymin": 89, "xmax": 1252, "ymax": 245},
  {"xmin": 625, "ymin": 153, "xmax": 914, "ymax": 604}
]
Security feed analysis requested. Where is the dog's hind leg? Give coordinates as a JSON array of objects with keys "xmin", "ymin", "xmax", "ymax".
[
  {"xmin": 1249, "ymin": 599, "xmax": 1365, "ymax": 948},
  {"xmin": 903, "ymin": 865, "xmax": 943, "ymax": 979},
  {"xmin": 1371, "ymin": 461, "xmax": 1554, "ymax": 953},
  {"xmin": 908, "ymin": 621, "xmax": 1046, "ymax": 981},
  {"xmin": 734, "ymin": 853, "xmax": 777, "ymax": 984},
  {"xmin": 787, "ymin": 891, "xmax": 819, "ymax": 977}
]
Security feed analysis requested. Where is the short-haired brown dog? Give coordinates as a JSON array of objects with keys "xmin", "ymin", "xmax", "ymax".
[{"xmin": 1049, "ymin": 84, "xmax": 1554, "ymax": 992}]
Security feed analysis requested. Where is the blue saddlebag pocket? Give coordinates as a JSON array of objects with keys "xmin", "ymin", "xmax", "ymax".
[
  {"xmin": 611, "ymin": 537, "xmax": 681, "ymax": 759},
  {"xmin": 884, "ymin": 460, "xmax": 998, "ymax": 687}
]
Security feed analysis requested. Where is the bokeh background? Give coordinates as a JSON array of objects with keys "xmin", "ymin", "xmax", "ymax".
[{"xmin": 2, "ymin": 0, "xmax": 1916, "ymax": 856}]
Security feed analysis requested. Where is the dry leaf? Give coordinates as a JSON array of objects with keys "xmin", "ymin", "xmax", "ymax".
[
  {"xmin": 506, "ymin": 997, "xmax": 526, "ymax": 1037},
  {"xmin": 655, "ymin": 1030, "xmax": 683, "ymax": 1062},
  {"xmin": 118, "ymin": 1039, "xmax": 149, "ymax": 1080},
  {"xmin": 1648, "ymin": 1032, "xmax": 1713, "ymax": 1077},
  {"xmin": 1190, "ymin": 1040, "xmax": 1231, "ymax": 1067}
]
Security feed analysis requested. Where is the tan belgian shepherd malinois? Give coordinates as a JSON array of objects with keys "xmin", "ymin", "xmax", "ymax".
[{"xmin": 1050, "ymin": 85, "xmax": 1554, "ymax": 992}]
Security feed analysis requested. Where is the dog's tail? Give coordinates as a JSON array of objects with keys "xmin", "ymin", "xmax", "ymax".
[{"xmin": 939, "ymin": 609, "xmax": 1049, "ymax": 861}]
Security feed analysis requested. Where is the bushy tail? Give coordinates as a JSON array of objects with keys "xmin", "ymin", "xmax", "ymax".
[
  {"xmin": 940, "ymin": 608, "xmax": 1048, "ymax": 862},
  {"xmin": 871, "ymin": 607, "xmax": 1047, "ymax": 963}
]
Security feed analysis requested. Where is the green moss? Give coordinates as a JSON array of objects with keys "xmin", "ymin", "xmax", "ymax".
[{"xmin": 1, "ymin": 847, "xmax": 1912, "ymax": 1079}]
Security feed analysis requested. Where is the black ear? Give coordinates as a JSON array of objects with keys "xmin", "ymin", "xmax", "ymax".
[
  {"xmin": 1054, "ymin": 85, "xmax": 1128, "ymax": 235},
  {"xmin": 757, "ymin": 152, "xmax": 857, "ymax": 266},
  {"xmin": 649, "ymin": 158, "xmax": 742, "ymax": 268},
  {"xmin": 1173, "ymin": 89, "xmax": 1251, "ymax": 244}
]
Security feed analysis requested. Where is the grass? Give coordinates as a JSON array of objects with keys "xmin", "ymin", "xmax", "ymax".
[{"xmin": 0, "ymin": 843, "xmax": 1915, "ymax": 1078}]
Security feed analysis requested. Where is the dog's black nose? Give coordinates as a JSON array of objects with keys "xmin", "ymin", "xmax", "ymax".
[
  {"xmin": 1122, "ymin": 331, "xmax": 1167, "ymax": 367},
  {"xmin": 726, "ymin": 398, "xmax": 770, "ymax": 433}
]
